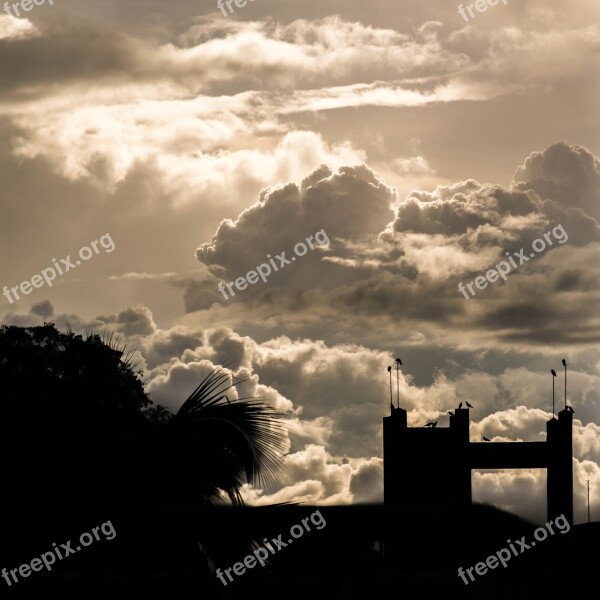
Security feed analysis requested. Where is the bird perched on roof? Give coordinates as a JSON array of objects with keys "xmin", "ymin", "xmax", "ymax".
[
  {"xmin": 466, "ymin": 402, "xmax": 473, "ymax": 409},
  {"xmin": 448, "ymin": 411, "xmax": 454, "ymax": 416},
  {"xmin": 432, "ymin": 421, "xmax": 437, "ymax": 428},
  {"xmin": 424, "ymin": 421, "xmax": 436, "ymax": 428},
  {"xmin": 482, "ymin": 435, "xmax": 490, "ymax": 442},
  {"xmin": 566, "ymin": 406, "xmax": 574, "ymax": 413},
  {"xmin": 458, "ymin": 402, "xmax": 463, "ymax": 409}
]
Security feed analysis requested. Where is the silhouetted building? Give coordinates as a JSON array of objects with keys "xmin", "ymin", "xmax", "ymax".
[{"xmin": 383, "ymin": 406, "xmax": 573, "ymax": 524}]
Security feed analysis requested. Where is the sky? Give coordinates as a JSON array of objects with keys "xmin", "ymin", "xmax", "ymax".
[{"xmin": 0, "ymin": 0, "xmax": 599, "ymax": 524}]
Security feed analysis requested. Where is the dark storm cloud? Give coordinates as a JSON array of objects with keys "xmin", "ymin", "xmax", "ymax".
[
  {"xmin": 196, "ymin": 163, "xmax": 395, "ymax": 283},
  {"xmin": 187, "ymin": 143, "xmax": 600, "ymax": 350}
]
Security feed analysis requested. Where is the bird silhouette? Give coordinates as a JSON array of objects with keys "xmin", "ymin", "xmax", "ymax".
[
  {"xmin": 562, "ymin": 359, "xmax": 567, "ymax": 367},
  {"xmin": 482, "ymin": 435, "xmax": 490, "ymax": 442},
  {"xmin": 431, "ymin": 421, "xmax": 437, "ymax": 428},
  {"xmin": 447, "ymin": 411, "xmax": 454, "ymax": 416},
  {"xmin": 395, "ymin": 358, "xmax": 402, "ymax": 365},
  {"xmin": 424, "ymin": 421, "xmax": 434, "ymax": 428},
  {"xmin": 551, "ymin": 369, "xmax": 557, "ymax": 377},
  {"xmin": 567, "ymin": 406, "xmax": 574, "ymax": 413},
  {"xmin": 458, "ymin": 402, "xmax": 463, "ymax": 409},
  {"xmin": 466, "ymin": 402, "xmax": 473, "ymax": 409}
]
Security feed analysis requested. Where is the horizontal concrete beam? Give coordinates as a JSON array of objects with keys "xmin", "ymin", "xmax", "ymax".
[{"xmin": 469, "ymin": 441, "xmax": 548, "ymax": 469}]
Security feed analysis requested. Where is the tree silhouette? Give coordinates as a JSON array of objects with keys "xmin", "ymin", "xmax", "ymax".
[
  {"xmin": 162, "ymin": 366, "xmax": 287, "ymax": 505},
  {"xmin": 0, "ymin": 323, "xmax": 286, "ymax": 506}
]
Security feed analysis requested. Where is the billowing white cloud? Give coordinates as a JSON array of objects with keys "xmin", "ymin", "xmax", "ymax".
[{"xmin": 0, "ymin": 14, "xmax": 37, "ymax": 41}]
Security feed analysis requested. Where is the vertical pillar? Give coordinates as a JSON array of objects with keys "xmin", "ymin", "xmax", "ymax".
[
  {"xmin": 450, "ymin": 408, "xmax": 471, "ymax": 511},
  {"xmin": 383, "ymin": 407, "xmax": 407, "ymax": 508},
  {"xmin": 547, "ymin": 409, "xmax": 573, "ymax": 523},
  {"xmin": 382, "ymin": 408, "xmax": 408, "ymax": 561}
]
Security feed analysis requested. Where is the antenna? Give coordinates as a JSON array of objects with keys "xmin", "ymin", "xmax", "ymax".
[
  {"xmin": 395, "ymin": 358, "xmax": 402, "ymax": 409},
  {"xmin": 551, "ymin": 369, "xmax": 557, "ymax": 419},
  {"xmin": 587, "ymin": 479, "xmax": 591, "ymax": 524},
  {"xmin": 562, "ymin": 359, "xmax": 568, "ymax": 410},
  {"xmin": 387, "ymin": 366, "xmax": 392, "ymax": 411}
]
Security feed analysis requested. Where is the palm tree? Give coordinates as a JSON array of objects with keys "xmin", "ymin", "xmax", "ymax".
[
  {"xmin": 0, "ymin": 322, "xmax": 287, "ymax": 507},
  {"xmin": 162, "ymin": 365, "xmax": 288, "ymax": 505}
]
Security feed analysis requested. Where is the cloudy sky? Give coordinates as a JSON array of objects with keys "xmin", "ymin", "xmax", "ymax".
[{"xmin": 1, "ymin": 0, "xmax": 599, "ymax": 523}]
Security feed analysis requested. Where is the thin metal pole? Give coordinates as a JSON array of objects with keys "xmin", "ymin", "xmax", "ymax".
[
  {"xmin": 552, "ymin": 376, "xmax": 555, "ymax": 419},
  {"xmin": 564, "ymin": 363, "xmax": 567, "ymax": 410},
  {"xmin": 396, "ymin": 364, "xmax": 400, "ymax": 409},
  {"xmin": 588, "ymin": 480, "xmax": 591, "ymax": 523}
]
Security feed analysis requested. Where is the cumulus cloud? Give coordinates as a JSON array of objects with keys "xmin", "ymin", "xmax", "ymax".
[
  {"xmin": 473, "ymin": 469, "xmax": 547, "ymax": 523},
  {"xmin": 196, "ymin": 163, "xmax": 394, "ymax": 285},
  {"xmin": 513, "ymin": 142, "xmax": 600, "ymax": 220},
  {"xmin": 0, "ymin": 14, "xmax": 37, "ymax": 41},
  {"xmin": 189, "ymin": 142, "xmax": 600, "ymax": 350},
  {"xmin": 349, "ymin": 457, "xmax": 383, "ymax": 504},
  {"xmin": 472, "ymin": 407, "xmax": 550, "ymax": 442},
  {"xmin": 241, "ymin": 445, "xmax": 382, "ymax": 506},
  {"xmin": 97, "ymin": 304, "xmax": 157, "ymax": 336}
]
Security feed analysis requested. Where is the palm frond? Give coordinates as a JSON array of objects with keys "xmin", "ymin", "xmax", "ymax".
[{"xmin": 172, "ymin": 366, "xmax": 287, "ymax": 495}]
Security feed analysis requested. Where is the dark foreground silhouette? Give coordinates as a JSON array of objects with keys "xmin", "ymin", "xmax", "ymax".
[
  {"xmin": 0, "ymin": 323, "xmax": 286, "ymax": 507},
  {"xmin": 0, "ymin": 324, "xmax": 592, "ymax": 597},
  {"xmin": 0, "ymin": 503, "xmax": 595, "ymax": 599}
]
